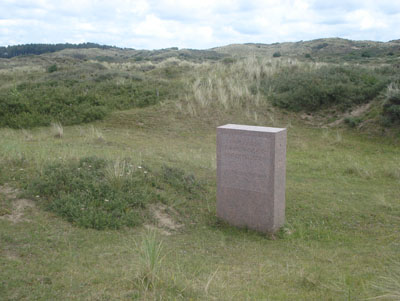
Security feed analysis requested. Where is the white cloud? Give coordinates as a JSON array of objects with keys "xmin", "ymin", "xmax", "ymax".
[
  {"xmin": 346, "ymin": 9, "xmax": 388, "ymax": 30},
  {"xmin": 0, "ymin": 0, "xmax": 400, "ymax": 48}
]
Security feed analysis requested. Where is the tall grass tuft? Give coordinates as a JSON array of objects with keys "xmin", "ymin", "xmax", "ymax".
[
  {"xmin": 51, "ymin": 122, "xmax": 63, "ymax": 138},
  {"xmin": 89, "ymin": 125, "xmax": 105, "ymax": 142},
  {"xmin": 136, "ymin": 230, "xmax": 164, "ymax": 291},
  {"xmin": 105, "ymin": 158, "xmax": 136, "ymax": 189}
]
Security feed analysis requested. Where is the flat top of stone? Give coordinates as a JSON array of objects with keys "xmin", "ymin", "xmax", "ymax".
[{"xmin": 218, "ymin": 124, "xmax": 286, "ymax": 133}]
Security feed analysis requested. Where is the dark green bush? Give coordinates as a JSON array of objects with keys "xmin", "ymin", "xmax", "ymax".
[
  {"xmin": 0, "ymin": 74, "xmax": 179, "ymax": 128},
  {"xmin": 47, "ymin": 64, "xmax": 58, "ymax": 73},
  {"xmin": 382, "ymin": 83, "xmax": 400, "ymax": 125},
  {"xmin": 28, "ymin": 157, "xmax": 161, "ymax": 230},
  {"xmin": 264, "ymin": 65, "xmax": 387, "ymax": 111},
  {"xmin": 361, "ymin": 51, "xmax": 372, "ymax": 58},
  {"xmin": 0, "ymin": 86, "xmax": 107, "ymax": 128},
  {"xmin": 161, "ymin": 165, "xmax": 202, "ymax": 196},
  {"xmin": 344, "ymin": 117, "xmax": 362, "ymax": 128},
  {"xmin": 222, "ymin": 57, "xmax": 236, "ymax": 64},
  {"xmin": 273, "ymin": 52, "xmax": 281, "ymax": 58}
]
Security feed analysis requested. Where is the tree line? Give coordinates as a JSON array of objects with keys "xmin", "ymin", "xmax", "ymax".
[{"xmin": 0, "ymin": 42, "xmax": 118, "ymax": 58}]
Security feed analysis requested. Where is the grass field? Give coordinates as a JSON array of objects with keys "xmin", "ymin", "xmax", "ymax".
[
  {"xmin": 1, "ymin": 101, "xmax": 399, "ymax": 300},
  {"xmin": 0, "ymin": 39, "xmax": 400, "ymax": 299}
]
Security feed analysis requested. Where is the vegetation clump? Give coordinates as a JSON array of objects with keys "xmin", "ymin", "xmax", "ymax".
[
  {"xmin": 266, "ymin": 65, "xmax": 387, "ymax": 111},
  {"xmin": 344, "ymin": 116, "xmax": 362, "ymax": 128},
  {"xmin": 27, "ymin": 157, "xmax": 203, "ymax": 230},
  {"xmin": 47, "ymin": 64, "xmax": 58, "ymax": 73},
  {"xmin": 161, "ymin": 165, "xmax": 202, "ymax": 196},
  {"xmin": 382, "ymin": 82, "xmax": 400, "ymax": 125},
  {"xmin": 28, "ymin": 157, "xmax": 159, "ymax": 229},
  {"xmin": 0, "ymin": 75, "xmax": 177, "ymax": 128}
]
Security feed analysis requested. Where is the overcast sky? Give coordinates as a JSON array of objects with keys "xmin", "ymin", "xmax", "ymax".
[{"xmin": 1, "ymin": 0, "xmax": 400, "ymax": 49}]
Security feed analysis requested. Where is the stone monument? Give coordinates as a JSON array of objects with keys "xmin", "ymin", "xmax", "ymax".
[{"xmin": 216, "ymin": 124, "xmax": 287, "ymax": 233}]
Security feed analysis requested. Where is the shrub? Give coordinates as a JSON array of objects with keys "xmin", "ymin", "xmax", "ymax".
[
  {"xmin": 222, "ymin": 57, "xmax": 236, "ymax": 64},
  {"xmin": 361, "ymin": 51, "xmax": 372, "ymax": 58},
  {"xmin": 47, "ymin": 64, "xmax": 58, "ymax": 73},
  {"xmin": 0, "ymin": 85, "xmax": 108, "ymax": 128},
  {"xmin": 27, "ymin": 157, "xmax": 205, "ymax": 229},
  {"xmin": 264, "ymin": 65, "xmax": 387, "ymax": 111},
  {"xmin": 0, "ymin": 75, "xmax": 178, "ymax": 128},
  {"xmin": 28, "ymin": 157, "xmax": 161, "ymax": 230},
  {"xmin": 344, "ymin": 117, "xmax": 362, "ymax": 128},
  {"xmin": 382, "ymin": 83, "xmax": 400, "ymax": 125},
  {"xmin": 161, "ymin": 165, "xmax": 202, "ymax": 196},
  {"xmin": 273, "ymin": 52, "xmax": 281, "ymax": 58}
]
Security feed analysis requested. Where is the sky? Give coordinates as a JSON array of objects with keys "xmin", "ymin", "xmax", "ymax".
[{"xmin": 1, "ymin": 0, "xmax": 400, "ymax": 49}]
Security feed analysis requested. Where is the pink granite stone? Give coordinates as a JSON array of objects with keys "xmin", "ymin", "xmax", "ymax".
[{"xmin": 217, "ymin": 124, "xmax": 287, "ymax": 233}]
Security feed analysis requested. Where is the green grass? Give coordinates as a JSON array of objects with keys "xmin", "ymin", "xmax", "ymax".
[
  {"xmin": 0, "ymin": 42, "xmax": 399, "ymax": 299},
  {"xmin": 0, "ymin": 103, "xmax": 399, "ymax": 299}
]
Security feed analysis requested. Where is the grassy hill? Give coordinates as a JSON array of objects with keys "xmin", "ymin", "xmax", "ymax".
[
  {"xmin": 1, "ymin": 38, "xmax": 399, "ymax": 130},
  {"xmin": 0, "ymin": 39, "xmax": 399, "ymax": 299},
  {"xmin": 213, "ymin": 38, "xmax": 400, "ymax": 63}
]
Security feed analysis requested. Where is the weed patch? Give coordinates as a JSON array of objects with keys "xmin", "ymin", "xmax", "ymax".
[
  {"xmin": 27, "ymin": 157, "xmax": 161, "ymax": 229},
  {"xmin": 26, "ymin": 158, "xmax": 204, "ymax": 230},
  {"xmin": 161, "ymin": 165, "xmax": 203, "ymax": 197}
]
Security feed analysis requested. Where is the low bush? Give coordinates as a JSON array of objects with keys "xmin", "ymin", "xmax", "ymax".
[
  {"xmin": 47, "ymin": 64, "xmax": 58, "ymax": 73},
  {"xmin": 0, "ymin": 86, "xmax": 107, "ymax": 128},
  {"xmin": 0, "ymin": 74, "xmax": 179, "ymax": 128},
  {"xmin": 382, "ymin": 82, "xmax": 400, "ymax": 125},
  {"xmin": 264, "ymin": 65, "xmax": 387, "ymax": 111},
  {"xmin": 27, "ymin": 157, "xmax": 203, "ymax": 229},
  {"xmin": 344, "ymin": 117, "xmax": 362, "ymax": 128},
  {"xmin": 161, "ymin": 165, "xmax": 202, "ymax": 196},
  {"xmin": 28, "ymin": 157, "xmax": 161, "ymax": 230}
]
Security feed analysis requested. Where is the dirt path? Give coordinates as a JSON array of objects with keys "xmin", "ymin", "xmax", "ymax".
[
  {"xmin": 145, "ymin": 204, "xmax": 183, "ymax": 235},
  {"xmin": 0, "ymin": 184, "xmax": 35, "ymax": 223}
]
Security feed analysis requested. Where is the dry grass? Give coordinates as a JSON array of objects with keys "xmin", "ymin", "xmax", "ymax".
[
  {"xmin": 51, "ymin": 122, "xmax": 63, "ymax": 138},
  {"xmin": 181, "ymin": 57, "xmax": 327, "ymax": 115}
]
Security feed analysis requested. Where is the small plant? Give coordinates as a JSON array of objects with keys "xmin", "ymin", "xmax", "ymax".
[
  {"xmin": 136, "ymin": 230, "xmax": 164, "ymax": 291},
  {"xmin": 361, "ymin": 51, "xmax": 371, "ymax": 58},
  {"xmin": 105, "ymin": 158, "xmax": 137, "ymax": 189},
  {"xmin": 51, "ymin": 122, "xmax": 63, "ymax": 138},
  {"xmin": 344, "ymin": 117, "xmax": 362, "ymax": 128},
  {"xmin": 89, "ymin": 125, "xmax": 105, "ymax": 142},
  {"xmin": 222, "ymin": 57, "xmax": 235, "ymax": 64},
  {"xmin": 47, "ymin": 64, "xmax": 58, "ymax": 73},
  {"xmin": 272, "ymin": 51, "xmax": 281, "ymax": 58},
  {"xmin": 161, "ymin": 165, "xmax": 201, "ymax": 195}
]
